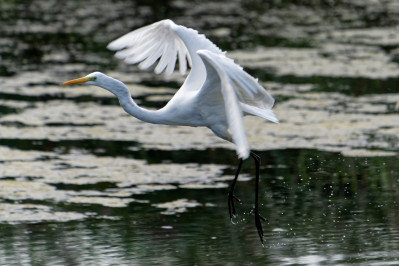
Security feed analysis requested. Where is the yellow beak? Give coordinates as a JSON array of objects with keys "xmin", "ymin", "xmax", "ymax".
[{"xmin": 62, "ymin": 77, "xmax": 90, "ymax": 86}]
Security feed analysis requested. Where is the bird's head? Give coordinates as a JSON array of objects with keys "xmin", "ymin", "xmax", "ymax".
[{"xmin": 62, "ymin": 72, "xmax": 130, "ymax": 98}]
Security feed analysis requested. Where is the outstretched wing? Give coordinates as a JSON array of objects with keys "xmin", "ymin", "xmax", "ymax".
[
  {"xmin": 107, "ymin": 19, "xmax": 223, "ymax": 78},
  {"xmin": 198, "ymin": 50, "xmax": 278, "ymax": 123},
  {"xmin": 197, "ymin": 50, "xmax": 278, "ymax": 159}
]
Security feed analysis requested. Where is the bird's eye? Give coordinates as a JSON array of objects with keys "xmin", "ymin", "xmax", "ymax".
[{"xmin": 88, "ymin": 76, "xmax": 97, "ymax": 81}]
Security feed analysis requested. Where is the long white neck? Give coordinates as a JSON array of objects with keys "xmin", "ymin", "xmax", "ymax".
[
  {"xmin": 99, "ymin": 76, "xmax": 166, "ymax": 124},
  {"xmin": 120, "ymin": 95, "xmax": 167, "ymax": 124}
]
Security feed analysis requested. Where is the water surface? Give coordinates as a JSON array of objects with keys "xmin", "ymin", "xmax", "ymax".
[{"xmin": 1, "ymin": 0, "xmax": 399, "ymax": 265}]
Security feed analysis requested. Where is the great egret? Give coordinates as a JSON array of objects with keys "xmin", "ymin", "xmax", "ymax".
[{"xmin": 62, "ymin": 19, "xmax": 278, "ymax": 243}]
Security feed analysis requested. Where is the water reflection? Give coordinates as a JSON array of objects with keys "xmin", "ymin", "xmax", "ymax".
[
  {"xmin": 1, "ymin": 0, "xmax": 399, "ymax": 265},
  {"xmin": 0, "ymin": 149, "xmax": 399, "ymax": 264}
]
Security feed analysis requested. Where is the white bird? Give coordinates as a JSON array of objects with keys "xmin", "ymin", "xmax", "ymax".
[{"xmin": 62, "ymin": 19, "xmax": 278, "ymax": 243}]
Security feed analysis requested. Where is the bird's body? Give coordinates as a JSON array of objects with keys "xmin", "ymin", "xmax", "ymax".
[{"xmin": 63, "ymin": 19, "xmax": 278, "ymax": 243}]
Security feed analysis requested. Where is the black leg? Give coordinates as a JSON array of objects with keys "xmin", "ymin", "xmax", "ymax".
[
  {"xmin": 227, "ymin": 152, "xmax": 267, "ymax": 244},
  {"xmin": 250, "ymin": 152, "xmax": 267, "ymax": 244},
  {"xmin": 228, "ymin": 158, "xmax": 243, "ymax": 220}
]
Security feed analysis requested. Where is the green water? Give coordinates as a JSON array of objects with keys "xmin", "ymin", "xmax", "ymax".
[{"xmin": 1, "ymin": 0, "xmax": 399, "ymax": 265}]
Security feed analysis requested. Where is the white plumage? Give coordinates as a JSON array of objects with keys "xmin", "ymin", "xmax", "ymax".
[
  {"xmin": 105, "ymin": 19, "xmax": 278, "ymax": 159},
  {"xmin": 63, "ymin": 19, "xmax": 278, "ymax": 242}
]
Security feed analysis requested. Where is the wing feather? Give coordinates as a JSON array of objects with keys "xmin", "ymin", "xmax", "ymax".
[
  {"xmin": 108, "ymin": 19, "xmax": 226, "ymax": 97},
  {"xmin": 197, "ymin": 50, "xmax": 279, "ymax": 158},
  {"xmin": 108, "ymin": 19, "xmax": 222, "ymax": 78},
  {"xmin": 197, "ymin": 50, "xmax": 249, "ymax": 159},
  {"xmin": 108, "ymin": 20, "xmax": 185, "ymax": 74},
  {"xmin": 198, "ymin": 50, "xmax": 278, "ymax": 120}
]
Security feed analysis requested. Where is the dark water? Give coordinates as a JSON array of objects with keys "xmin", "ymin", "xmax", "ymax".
[
  {"xmin": 1, "ymin": 149, "xmax": 399, "ymax": 265},
  {"xmin": 1, "ymin": 0, "xmax": 399, "ymax": 265}
]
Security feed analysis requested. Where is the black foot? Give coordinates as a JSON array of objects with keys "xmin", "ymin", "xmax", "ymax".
[
  {"xmin": 251, "ymin": 151, "xmax": 267, "ymax": 244},
  {"xmin": 228, "ymin": 191, "xmax": 241, "ymax": 219},
  {"xmin": 255, "ymin": 212, "xmax": 268, "ymax": 243},
  {"xmin": 227, "ymin": 152, "xmax": 267, "ymax": 244}
]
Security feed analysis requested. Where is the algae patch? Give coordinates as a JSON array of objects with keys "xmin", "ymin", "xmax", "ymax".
[
  {"xmin": 0, "ymin": 147, "xmax": 227, "ymax": 222},
  {"xmin": 153, "ymin": 199, "xmax": 202, "ymax": 215},
  {"xmin": 0, "ymin": 203, "xmax": 86, "ymax": 223}
]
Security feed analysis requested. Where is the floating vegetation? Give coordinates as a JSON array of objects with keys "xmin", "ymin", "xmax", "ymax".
[{"xmin": 1, "ymin": 0, "xmax": 399, "ymax": 264}]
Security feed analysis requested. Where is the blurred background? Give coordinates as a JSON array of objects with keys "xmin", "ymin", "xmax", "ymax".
[{"xmin": 1, "ymin": 0, "xmax": 399, "ymax": 265}]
